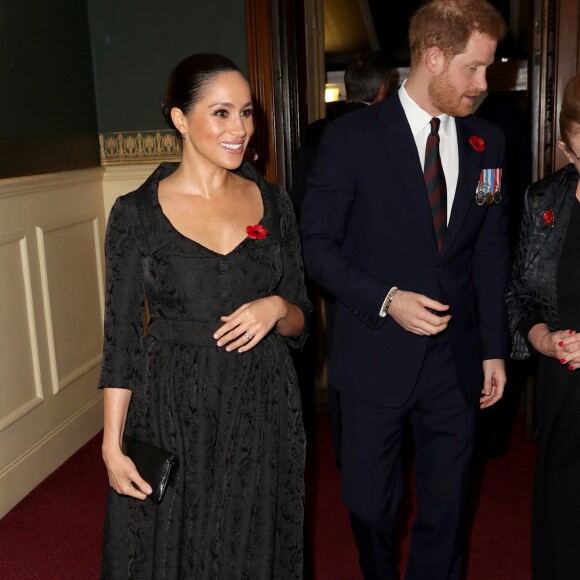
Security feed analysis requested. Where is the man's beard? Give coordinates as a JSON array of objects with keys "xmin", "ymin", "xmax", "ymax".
[{"xmin": 428, "ymin": 72, "xmax": 477, "ymax": 117}]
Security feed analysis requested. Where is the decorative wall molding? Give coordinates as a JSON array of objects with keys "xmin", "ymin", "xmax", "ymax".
[
  {"xmin": 0, "ymin": 393, "xmax": 103, "ymax": 518},
  {"xmin": 102, "ymin": 163, "xmax": 159, "ymax": 183},
  {"xmin": 0, "ymin": 397, "xmax": 44, "ymax": 433},
  {"xmin": 99, "ymin": 130, "xmax": 181, "ymax": 165},
  {"xmin": 0, "ymin": 167, "xmax": 104, "ymax": 199},
  {"xmin": 0, "ymin": 231, "xmax": 44, "ymax": 432},
  {"xmin": 101, "ymin": 164, "xmax": 159, "ymax": 219},
  {"xmin": 0, "ymin": 166, "xmax": 105, "ymax": 517},
  {"xmin": 36, "ymin": 215, "xmax": 103, "ymax": 395}
]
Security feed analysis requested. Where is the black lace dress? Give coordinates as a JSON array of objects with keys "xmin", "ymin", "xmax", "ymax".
[{"xmin": 99, "ymin": 162, "xmax": 311, "ymax": 579}]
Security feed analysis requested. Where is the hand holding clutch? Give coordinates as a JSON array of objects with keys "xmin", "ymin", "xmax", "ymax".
[{"xmin": 122, "ymin": 436, "xmax": 179, "ymax": 503}]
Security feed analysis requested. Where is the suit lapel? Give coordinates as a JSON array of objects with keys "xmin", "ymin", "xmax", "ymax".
[
  {"xmin": 378, "ymin": 95, "xmax": 437, "ymax": 249},
  {"xmin": 442, "ymin": 118, "xmax": 483, "ymax": 255}
]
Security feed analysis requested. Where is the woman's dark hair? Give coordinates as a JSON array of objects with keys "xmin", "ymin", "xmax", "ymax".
[{"xmin": 160, "ymin": 53, "xmax": 242, "ymax": 133}]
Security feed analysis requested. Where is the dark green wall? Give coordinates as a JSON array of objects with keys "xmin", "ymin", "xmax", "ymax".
[
  {"xmin": 0, "ymin": 0, "xmax": 100, "ymax": 178},
  {"xmin": 87, "ymin": 0, "xmax": 248, "ymax": 134},
  {"xmin": 0, "ymin": 1, "xmax": 247, "ymax": 177}
]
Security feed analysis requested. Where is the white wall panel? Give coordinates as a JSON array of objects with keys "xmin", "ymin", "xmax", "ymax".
[
  {"xmin": 37, "ymin": 216, "xmax": 103, "ymax": 394},
  {"xmin": 102, "ymin": 163, "xmax": 157, "ymax": 217},
  {"xmin": 0, "ymin": 167, "xmax": 106, "ymax": 517},
  {"xmin": 0, "ymin": 232, "xmax": 43, "ymax": 433},
  {"xmin": 0, "ymin": 164, "xmax": 159, "ymax": 516}
]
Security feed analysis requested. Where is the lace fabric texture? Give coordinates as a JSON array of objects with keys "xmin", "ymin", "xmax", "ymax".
[
  {"xmin": 99, "ymin": 162, "xmax": 310, "ymax": 579},
  {"xmin": 506, "ymin": 164, "xmax": 579, "ymax": 359}
]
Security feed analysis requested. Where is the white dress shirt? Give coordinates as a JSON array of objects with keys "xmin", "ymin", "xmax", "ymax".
[
  {"xmin": 398, "ymin": 81, "xmax": 459, "ymax": 225},
  {"xmin": 378, "ymin": 83, "xmax": 461, "ymax": 317}
]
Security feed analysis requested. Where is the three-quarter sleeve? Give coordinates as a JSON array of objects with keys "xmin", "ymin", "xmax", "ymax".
[
  {"xmin": 506, "ymin": 189, "xmax": 540, "ymax": 360},
  {"xmin": 99, "ymin": 196, "xmax": 145, "ymax": 389},
  {"xmin": 275, "ymin": 187, "xmax": 312, "ymax": 349}
]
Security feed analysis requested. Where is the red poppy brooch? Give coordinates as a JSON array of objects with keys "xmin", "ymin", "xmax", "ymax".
[
  {"xmin": 543, "ymin": 209, "xmax": 555, "ymax": 227},
  {"xmin": 246, "ymin": 224, "xmax": 268, "ymax": 240},
  {"xmin": 469, "ymin": 135, "xmax": 485, "ymax": 152}
]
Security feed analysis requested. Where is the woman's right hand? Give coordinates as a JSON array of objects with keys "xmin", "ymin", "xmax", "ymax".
[
  {"xmin": 102, "ymin": 444, "xmax": 152, "ymax": 500},
  {"xmin": 529, "ymin": 324, "xmax": 580, "ymax": 369}
]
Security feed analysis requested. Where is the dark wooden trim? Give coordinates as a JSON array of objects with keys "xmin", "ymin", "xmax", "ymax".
[
  {"xmin": 553, "ymin": 0, "xmax": 580, "ymax": 170},
  {"xmin": 245, "ymin": 0, "xmax": 277, "ymax": 183},
  {"xmin": 271, "ymin": 0, "xmax": 308, "ymax": 191},
  {"xmin": 530, "ymin": 0, "xmax": 580, "ymax": 180},
  {"xmin": 530, "ymin": 0, "xmax": 557, "ymax": 181},
  {"xmin": 245, "ymin": 0, "xmax": 307, "ymax": 190},
  {"xmin": 529, "ymin": 0, "xmax": 543, "ymax": 182}
]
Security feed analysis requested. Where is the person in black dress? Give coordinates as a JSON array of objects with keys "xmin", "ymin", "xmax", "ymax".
[
  {"xmin": 506, "ymin": 72, "xmax": 580, "ymax": 579},
  {"xmin": 99, "ymin": 54, "xmax": 311, "ymax": 579}
]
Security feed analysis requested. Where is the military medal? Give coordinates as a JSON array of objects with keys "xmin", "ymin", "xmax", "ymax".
[
  {"xmin": 475, "ymin": 169, "xmax": 493, "ymax": 205},
  {"xmin": 475, "ymin": 183, "xmax": 486, "ymax": 205},
  {"xmin": 475, "ymin": 168, "xmax": 502, "ymax": 205}
]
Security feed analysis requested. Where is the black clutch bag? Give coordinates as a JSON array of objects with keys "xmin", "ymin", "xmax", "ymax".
[{"xmin": 122, "ymin": 435, "xmax": 179, "ymax": 504}]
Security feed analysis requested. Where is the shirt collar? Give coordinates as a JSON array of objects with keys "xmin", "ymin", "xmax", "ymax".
[{"xmin": 398, "ymin": 80, "xmax": 451, "ymax": 138}]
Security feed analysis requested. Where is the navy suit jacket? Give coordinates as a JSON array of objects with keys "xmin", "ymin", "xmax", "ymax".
[
  {"xmin": 291, "ymin": 101, "xmax": 368, "ymax": 215},
  {"xmin": 300, "ymin": 92, "xmax": 510, "ymax": 407}
]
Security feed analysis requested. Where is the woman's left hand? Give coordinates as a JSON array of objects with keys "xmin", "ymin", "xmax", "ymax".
[{"xmin": 214, "ymin": 297, "xmax": 287, "ymax": 353}]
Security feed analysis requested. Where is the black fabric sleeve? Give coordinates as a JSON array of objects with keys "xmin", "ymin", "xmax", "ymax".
[
  {"xmin": 516, "ymin": 311, "xmax": 545, "ymax": 356},
  {"xmin": 274, "ymin": 186, "xmax": 312, "ymax": 349},
  {"xmin": 99, "ymin": 196, "xmax": 145, "ymax": 390},
  {"xmin": 506, "ymin": 187, "xmax": 540, "ymax": 360}
]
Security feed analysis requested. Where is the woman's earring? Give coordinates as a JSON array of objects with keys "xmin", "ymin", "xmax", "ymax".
[{"xmin": 182, "ymin": 132, "xmax": 188, "ymax": 141}]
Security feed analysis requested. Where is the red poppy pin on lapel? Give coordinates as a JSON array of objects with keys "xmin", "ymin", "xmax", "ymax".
[
  {"xmin": 469, "ymin": 135, "xmax": 485, "ymax": 152},
  {"xmin": 246, "ymin": 224, "xmax": 268, "ymax": 240},
  {"xmin": 543, "ymin": 209, "xmax": 555, "ymax": 227}
]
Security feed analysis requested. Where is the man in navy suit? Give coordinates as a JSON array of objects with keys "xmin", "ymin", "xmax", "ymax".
[{"xmin": 300, "ymin": 1, "xmax": 510, "ymax": 578}]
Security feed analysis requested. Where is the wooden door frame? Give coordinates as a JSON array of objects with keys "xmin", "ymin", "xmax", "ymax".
[
  {"xmin": 245, "ymin": 0, "xmax": 308, "ymax": 190},
  {"xmin": 531, "ymin": 0, "xmax": 580, "ymax": 180}
]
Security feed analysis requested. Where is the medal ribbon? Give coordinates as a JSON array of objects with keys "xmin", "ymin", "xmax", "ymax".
[
  {"xmin": 493, "ymin": 168, "xmax": 501, "ymax": 192},
  {"xmin": 483, "ymin": 168, "xmax": 492, "ymax": 193}
]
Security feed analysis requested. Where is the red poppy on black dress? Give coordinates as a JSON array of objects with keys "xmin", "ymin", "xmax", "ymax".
[{"xmin": 246, "ymin": 224, "xmax": 268, "ymax": 239}]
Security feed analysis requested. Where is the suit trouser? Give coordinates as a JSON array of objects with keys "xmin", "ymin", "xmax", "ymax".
[{"xmin": 339, "ymin": 335, "xmax": 478, "ymax": 580}]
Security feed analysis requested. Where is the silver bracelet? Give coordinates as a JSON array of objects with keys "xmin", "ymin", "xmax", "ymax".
[{"xmin": 379, "ymin": 286, "xmax": 398, "ymax": 318}]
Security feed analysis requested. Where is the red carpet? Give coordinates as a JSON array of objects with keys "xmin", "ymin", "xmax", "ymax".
[
  {"xmin": 0, "ymin": 411, "xmax": 534, "ymax": 579},
  {"xmin": 310, "ymin": 411, "xmax": 535, "ymax": 579}
]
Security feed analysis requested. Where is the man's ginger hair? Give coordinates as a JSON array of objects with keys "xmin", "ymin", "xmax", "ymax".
[{"xmin": 409, "ymin": 0, "xmax": 507, "ymax": 67}]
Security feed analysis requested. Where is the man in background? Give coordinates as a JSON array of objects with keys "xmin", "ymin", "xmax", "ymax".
[{"xmin": 292, "ymin": 51, "xmax": 390, "ymax": 215}]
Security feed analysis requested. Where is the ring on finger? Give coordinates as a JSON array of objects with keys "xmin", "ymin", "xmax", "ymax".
[{"xmin": 244, "ymin": 332, "xmax": 254, "ymax": 340}]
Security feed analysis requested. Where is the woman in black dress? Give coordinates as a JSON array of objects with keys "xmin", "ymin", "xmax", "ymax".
[
  {"xmin": 99, "ymin": 54, "xmax": 311, "ymax": 579},
  {"xmin": 506, "ymin": 73, "xmax": 580, "ymax": 579}
]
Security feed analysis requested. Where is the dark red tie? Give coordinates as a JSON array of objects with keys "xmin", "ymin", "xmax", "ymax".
[{"xmin": 424, "ymin": 118, "xmax": 447, "ymax": 252}]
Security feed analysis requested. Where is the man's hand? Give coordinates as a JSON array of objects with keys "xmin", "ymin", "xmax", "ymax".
[
  {"xmin": 480, "ymin": 359, "xmax": 506, "ymax": 409},
  {"xmin": 388, "ymin": 290, "xmax": 451, "ymax": 336}
]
